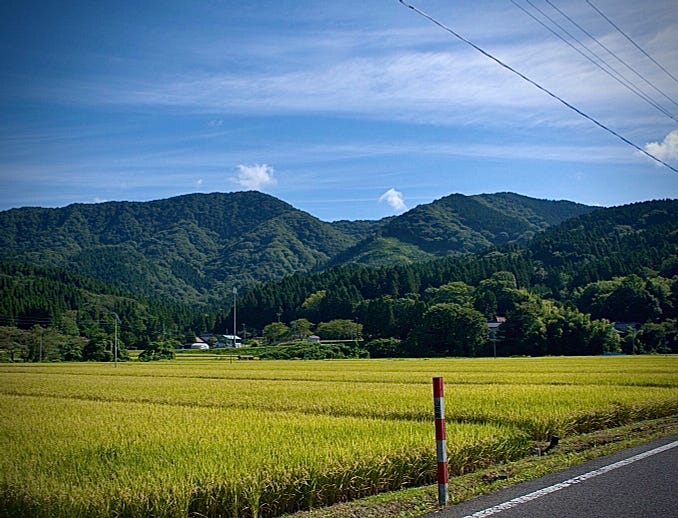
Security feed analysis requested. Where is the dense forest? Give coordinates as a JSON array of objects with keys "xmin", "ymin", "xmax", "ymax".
[
  {"xmin": 233, "ymin": 200, "xmax": 678, "ymax": 356},
  {"xmin": 1, "ymin": 195, "xmax": 676, "ymax": 361},
  {"xmin": 0, "ymin": 262, "xmax": 203, "ymax": 361},
  {"xmin": 0, "ymin": 191, "xmax": 593, "ymax": 304}
]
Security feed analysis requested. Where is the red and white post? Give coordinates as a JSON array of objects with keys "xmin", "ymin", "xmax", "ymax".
[{"xmin": 433, "ymin": 377, "xmax": 449, "ymax": 506}]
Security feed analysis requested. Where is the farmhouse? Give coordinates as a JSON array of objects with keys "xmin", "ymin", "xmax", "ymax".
[
  {"xmin": 196, "ymin": 333, "xmax": 243, "ymax": 348},
  {"xmin": 613, "ymin": 322, "xmax": 639, "ymax": 336},
  {"xmin": 216, "ymin": 334, "xmax": 242, "ymax": 348},
  {"xmin": 486, "ymin": 316, "xmax": 506, "ymax": 340},
  {"xmin": 183, "ymin": 337, "xmax": 209, "ymax": 350}
]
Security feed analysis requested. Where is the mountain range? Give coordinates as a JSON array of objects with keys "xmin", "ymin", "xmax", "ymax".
[{"xmin": 0, "ymin": 191, "xmax": 594, "ymax": 305}]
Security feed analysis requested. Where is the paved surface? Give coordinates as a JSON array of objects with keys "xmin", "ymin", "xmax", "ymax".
[{"xmin": 422, "ymin": 434, "xmax": 678, "ymax": 518}]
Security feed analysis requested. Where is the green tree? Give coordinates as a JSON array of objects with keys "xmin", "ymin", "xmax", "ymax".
[
  {"xmin": 474, "ymin": 271, "xmax": 524, "ymax": 318},
  {"xmin": 301, "ymin": 290, "xmax": 326, "ymax": 322},
  {"xmin": 0, "ymin": 326, "xmax": 29, "ymax": 362},
  {"xmin": 426, "ymin": 281, "xmax": 474, "ymax": 306},
  {"xmin": 59, "ymin": 335, "xmax": 88, "ymax": 361},
  {"xmin": 366, "ymin": 338, "xmax": 404, "ymax": 358},
  {"xmin": 139, "ymin": 340, "xmax": 176, "ymax": 361},
  {"xmin": 82, "ymin": 333, "xmax": 114, "ymax": 362},
  {"xmin": 290, "ymin": 318, "xmax": 314, "ymax": 339},
  {"xmin": 419, "ymin": 303, "xmax": 487, "ymax": 356},
  {"xmin": 393, "ymin": 295, "xmax": 426, "ymax": 340},
  {"xmin": 636, "ymin": 321, "xmax": 675, "ymax": 353},
  {"xmin": 358, "ymin": 297, "xmax": 395, "ymax": 339},
  {"xmin": 262, "ymin": 322, "xmax": 290, "ymax": 344},
  {"xmin": 588, "ymin": 318, "xmax": 621, "ymax": 355},
  {"xmin": 316, "ymin": 319, "xmax": 362, "ymax": 341},
  {"xmin": 605, "ymin": 275, "xmax": 662, "ymax": 322},
  {"xmin": 501, "ymin": 295, "xmax": 548, "ymax": 356}
]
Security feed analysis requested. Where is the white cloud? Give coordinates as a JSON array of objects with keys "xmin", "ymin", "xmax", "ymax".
[
  {"xmin": 234, "ymin": 163, "xmax": 276, "ymax": 190},
  {"xmin": 644, "ymin": 130, "xmax": 678, "ymax": 162},
  {"xmin": 379, "ymin": 188, "xmax": 407, "ymax": 212}
]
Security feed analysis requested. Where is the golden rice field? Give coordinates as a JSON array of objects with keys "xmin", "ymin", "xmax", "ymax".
[{"xmin": 1, "ymin": 356, "xmax": 677, "ymax": 517}]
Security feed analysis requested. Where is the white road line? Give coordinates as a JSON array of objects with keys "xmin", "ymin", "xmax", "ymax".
[{"xmin": 463, "ymin": 440, "xmax": 678, "ymax": 518}]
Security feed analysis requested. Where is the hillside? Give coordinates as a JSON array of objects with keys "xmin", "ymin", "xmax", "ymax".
[
  {"xmin": 330, "ymin": 193, "xmax": 594, "ymax": 266},
  {"xmin": 0, "ymin": 191, "xmax": 592, "ymax": 305},
  {"xmin": 237, "ymin": 199, "xmax": 678, "ymax": 329},
  {"xmin": 1, "ymin": 197, "xmax": 675, "ymax": 356},
  {"xmin": 0, "ymin": 261, "xmax": 202, "ymax": 354},
  {"xmin": 0, "ymin": 192, "xmax": 355, "ymax": 304}
]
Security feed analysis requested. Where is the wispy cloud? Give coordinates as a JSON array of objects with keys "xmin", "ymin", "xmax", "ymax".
[
  {"xmin": 379, "ymin": 188, "xmax": 407, "ymax": 212},
  {"xmin": 233, "ymin": 164, "xmax": 277, "ymax": 191},
  {"xmin": 10, "ymin": 0, "xmax": 678, "ymax": 133},
  {"xmin": 30, "ymin": 39, "xmax": 665, "ymax": 131}
]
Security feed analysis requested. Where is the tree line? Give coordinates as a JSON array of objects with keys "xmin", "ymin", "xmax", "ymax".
[
  {"xmin": 244, "ymin": 270, "xmax": 676, "ymax": 358},
  {"xmin": 0, "ymin": 262, "xmax": 204, "ymax": 361},
  {"xmin": 1, "ymin": 199, "xmax": 676, "ymax": 361}
]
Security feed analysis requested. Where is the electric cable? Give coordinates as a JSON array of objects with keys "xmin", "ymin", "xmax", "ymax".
[
  {"xmin": 543, "ymin": 0, "xmax": 678, "ymax": 110},
  {"xmin": 514, "ymin": 0, "xmax": 678, "ymax": 123},
  {"xmin": 397, "ymin": 0, "xmax": 678, "ymax": 174},
  {"xmin": 587, "ymin": 0, "xmax": 678, "ymax": 86}
]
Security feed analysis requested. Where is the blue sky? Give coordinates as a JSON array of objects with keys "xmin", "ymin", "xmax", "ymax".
[{"xmin": 1, "ymin": 0, "xmax": 677, "ymax": 221}]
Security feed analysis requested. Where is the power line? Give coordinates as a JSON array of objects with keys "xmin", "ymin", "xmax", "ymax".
[
  {"xmin": 513, "ymin": 0, "xmax": 678, "ymax": 123},
  {"xmin": 543, "ymin": 0, "xmax": 678, "ymax": 111},
  {"xmin": 587, "ymin": 0, "xmax": 678, "ymax": 86},
  {"xmin": 397, "ymin": 0, "xmax": 678, "ymax": 174}
]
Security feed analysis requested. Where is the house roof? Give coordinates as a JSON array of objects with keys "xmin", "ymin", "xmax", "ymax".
[{"xmin": 613, "ymin": 322, "xmax": 639, "ymax": 334}]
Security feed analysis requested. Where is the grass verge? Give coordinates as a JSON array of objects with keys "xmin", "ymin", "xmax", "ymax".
[{"xmin": 283, "ymin": 416, "xmax": 678, "ymax": 518}]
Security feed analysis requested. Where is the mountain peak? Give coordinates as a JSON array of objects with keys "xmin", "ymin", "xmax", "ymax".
[{"xmin": 0, "ymin": 191, "xmax": 596, "ymax": 303}]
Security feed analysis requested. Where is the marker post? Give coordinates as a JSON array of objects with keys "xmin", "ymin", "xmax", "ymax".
[{"xmin": 433, "ymin": 377, "xmax": 449, "ymax": 506}]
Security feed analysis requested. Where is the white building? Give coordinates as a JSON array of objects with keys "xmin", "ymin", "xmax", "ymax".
[{"xmin": 216, "ymin": 334, "xmax": 242, "ymax": 348}]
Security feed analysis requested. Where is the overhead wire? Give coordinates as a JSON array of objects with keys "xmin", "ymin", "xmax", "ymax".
[
  {"xmin": 0, "ymin": 313, "xmax": 134, "ymax": 330},
  {"xmin": 397, "ymin": 0, "xmax": 678, "ymax": 174},
  {"xmin": 542, "ymin": 0, "xmax": 678, "ymax": 111},
  {"xmin": 587, "ymin": 0, "xmax": 678, "ymax": 86},
  {"xmin": 512, "ymin": 0, "xmax": 678, "ymax": 123}
]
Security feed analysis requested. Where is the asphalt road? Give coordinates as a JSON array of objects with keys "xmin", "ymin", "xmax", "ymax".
[{"xmin": 422, "ymin": 434, "xmax": 678, "ymax": 518}]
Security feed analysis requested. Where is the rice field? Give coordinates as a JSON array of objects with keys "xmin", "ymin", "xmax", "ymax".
[{"xmin": 1, "ymin": 356, "xmax": 677, "ymax": 517}]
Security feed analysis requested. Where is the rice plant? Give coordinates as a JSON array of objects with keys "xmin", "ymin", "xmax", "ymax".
[{"xmin": 0, "ymin": 356, "xmax": 676, "ymax": 516}]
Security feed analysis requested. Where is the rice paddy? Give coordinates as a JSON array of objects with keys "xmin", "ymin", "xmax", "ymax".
[{"xmin": 1, "ymin": 356, "xmax": 676, "ymax": 517}]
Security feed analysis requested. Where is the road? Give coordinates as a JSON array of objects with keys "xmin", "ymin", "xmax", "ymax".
[{"xmin": 423, "ymin": 434, "xmax": 678, "ymax": 518}]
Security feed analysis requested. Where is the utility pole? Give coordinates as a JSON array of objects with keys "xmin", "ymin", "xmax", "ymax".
[
  {"xmin": 111, "ymin": 311, "xmax": 120, "ymax": 367},
  {"xmin": 232, "ymin": 287, "xmax": 237, "ymax": 347}
]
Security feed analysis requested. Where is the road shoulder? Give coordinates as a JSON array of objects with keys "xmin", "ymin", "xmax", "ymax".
[
  {"xmin": 284, "ymin": 416, "xmax": 678, "ymax": 518},
  {"xmin": 422, "ymin": 432, "xmax": 678, "ymax": 517}
]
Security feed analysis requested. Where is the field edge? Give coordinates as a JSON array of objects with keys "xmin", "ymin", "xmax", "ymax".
[{"xmin": 283, "ymin": 415, "xmax": 678, "ymax": 518}]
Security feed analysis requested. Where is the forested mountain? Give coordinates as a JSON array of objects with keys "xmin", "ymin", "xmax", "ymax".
[
  {"xmin": 0, "ymin": 261, "xmax": 202, "ymax": 360},
  {"xmin": 240, "ymin": 199, "xmax": 677, "ymax": 324},
  {"xmin": 328, "ymin": 193, "xmax": 594, "ymax": 266},
  {"xmin": 1, "ymin": 195, "xmax": 676, "ymax": 359},
  {"xmin": 0, "ymin": 191, "xmax": 591, "ymax": 304},
  {"xmin": 234, "ymin": 199, "xmax": 677, "ymax": 355},
  {"xmin": 529, "ymin": 200, "xmax": 678, "ymax": 289},
  {"xmin": 0, "ymin": 192, "xmax": 355, "ymax": 304}
]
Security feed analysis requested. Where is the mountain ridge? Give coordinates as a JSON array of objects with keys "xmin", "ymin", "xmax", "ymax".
[
  {"xmin": 328, "ymin": 192, "xmax": 594, "ymax": 266},
  {"xmin": 0, "ymin": 190, "xmax": 594, "ymax": 304}
]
